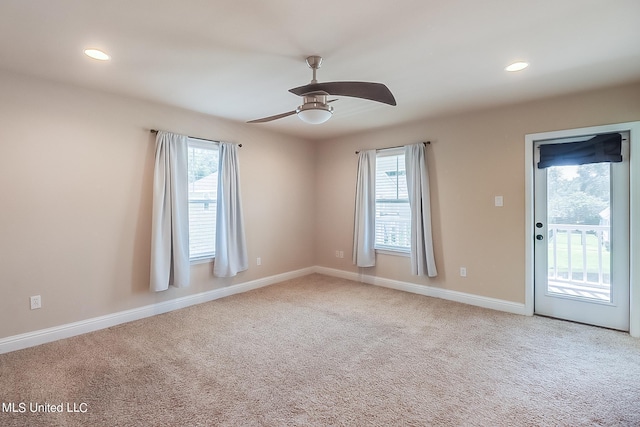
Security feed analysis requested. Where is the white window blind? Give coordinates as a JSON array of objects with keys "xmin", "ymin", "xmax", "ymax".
[
  {"xmin": 187, "ymin": 138, "xmax": 219, "ymax": 261},
  {"xmin": 375, "ymin": 149, "xmax": 411, "ymax": 251}
]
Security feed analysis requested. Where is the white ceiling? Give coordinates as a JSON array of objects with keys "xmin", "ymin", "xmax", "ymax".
[{"xmin": 1, "ymin": 1, "xmax": 639, "ymax": 140}]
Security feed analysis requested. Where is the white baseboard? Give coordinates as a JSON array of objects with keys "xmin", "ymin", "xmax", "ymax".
[
  {"xmin": 313, "ymin": 266, "xmax": 528, "ymax": 316},
  {"xmin": 0, "ymin": 267, "xmax": 315, "ymax": 355},
  {"xmin": 0, "ymin": 265, "xmax": 527, "ymax": 355}
]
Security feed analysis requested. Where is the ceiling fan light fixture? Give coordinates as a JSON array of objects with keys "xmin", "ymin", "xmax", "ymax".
[{"xmin": 296, "ymin": 102, "xmax": 333, "ymax": 124}]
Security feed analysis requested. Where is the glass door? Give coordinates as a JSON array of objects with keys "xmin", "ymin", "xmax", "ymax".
[{"xmin": 534, "ymin": 133, "xmax": 629, "ymax": 330}]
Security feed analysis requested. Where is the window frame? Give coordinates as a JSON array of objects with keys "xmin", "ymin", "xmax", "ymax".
[
  {"xmin": 186, "ymin": 138, "xmax": 219, "ymax": 263},
  {"xmin": 374, "ymin": 148, "xmax": 411, "ymax": 255}
]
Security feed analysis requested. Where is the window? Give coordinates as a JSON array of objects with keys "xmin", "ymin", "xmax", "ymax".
[
  {"xmin": 187, "ymin": 138, "xmax": 219, "ymax": 261},
  {"xmin": 375, "ymin": 149, "xmax": 411, "ymax": 252}
]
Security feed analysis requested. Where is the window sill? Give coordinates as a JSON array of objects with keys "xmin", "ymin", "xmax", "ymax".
[
  {"xmin": 190, "ymin": 256, "xmax": 214, "ymax": 265},
  {"xmin": 375, "ymin": 248, "xmax": 410, "ymax": 257}
]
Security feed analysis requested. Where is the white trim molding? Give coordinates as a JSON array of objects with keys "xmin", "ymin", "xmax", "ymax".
[
  {"xmin": 0, "ymin": 267, "xmax": 314, "ymax": 355},
  {"xmin": 314, "ymin": 266, "xmax": 527, "ymax": 315},
  {"xmin": 8, "ymin": 247, "xmax": 634, "ymax": 356}
]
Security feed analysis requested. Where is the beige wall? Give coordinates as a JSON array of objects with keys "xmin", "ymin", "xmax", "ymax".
[
  {"xmin": 315, "ymin": 82, "xmax": 640, "ymax": 303},
  {"xmin": 1, "ymin": 68, "xmax": 638, "ymax": 341},
  {"xmin": 0, "ymin": 70, "xmax": 316, "ymax": 339}
]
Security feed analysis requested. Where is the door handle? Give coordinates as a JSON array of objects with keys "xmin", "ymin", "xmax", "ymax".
[{"xmin": 536, "ymin": 234, "xmax": 544, "ymax": 240}]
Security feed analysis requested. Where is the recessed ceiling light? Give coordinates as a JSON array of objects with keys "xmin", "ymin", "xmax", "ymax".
[
  {"xmin": 505, "ymin": 61, "xmax": 529, "ymax": 72},
  {"xmin": 84, "ymin": 49, "xmax": 110, "ymax": 61}
]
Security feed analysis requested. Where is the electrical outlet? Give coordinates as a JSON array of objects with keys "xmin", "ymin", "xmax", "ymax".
[
  {"xmin": 30, "ymin": 295, "xmax": 42, "ymax": 310},
  {"xmin": 256, "ymin": 257, "xmax": 261, "ymax": 266},
  {"xmin": 460, "ymin": 267, "xmax": 467, "ymax": 277},
  {"xmin": 339, "ymin": 251, "xmax": 344, "ymax": 259},
  {"xmin": 335, "ymin": 250, "xmax": 340, "ymax": 258}
]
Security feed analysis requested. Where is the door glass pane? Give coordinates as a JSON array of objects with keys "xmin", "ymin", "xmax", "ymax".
[{"xmin": 546, "ymin": 163, "xmax": 611, "ymax": 302}]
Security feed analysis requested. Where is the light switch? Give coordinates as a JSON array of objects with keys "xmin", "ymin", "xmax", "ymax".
[{"xmin": 495, "ymin": 196, "xmax": 504, "ymax": 207}]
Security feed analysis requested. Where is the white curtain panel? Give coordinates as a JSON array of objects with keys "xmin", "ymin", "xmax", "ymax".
[
  {"xmin": 352, "ymin": 150, "xmax": 377, "ymax": 267},
  {"xmin": 150, "ymin": 131, "xmax": 190, "ymax": 291},
  {"xmin": 214, "ymin": 142, "xmax": 248, "ymax": 277},
  {"xmin": 405, "ymin": 143, "xmax": 438, "ymax": 277}
]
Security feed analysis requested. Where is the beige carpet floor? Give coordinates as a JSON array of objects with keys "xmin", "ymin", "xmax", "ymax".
[{"xmin": 1, "ymin": 273, "xmax": 639, "ymax": 426}]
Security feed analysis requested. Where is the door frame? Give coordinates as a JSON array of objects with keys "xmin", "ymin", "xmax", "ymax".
[
  {"xmin": 533, "ymin": 134, "xmax": 629, "ymax": 330},
  {"xmin": 525, "ymin": 121, "xmax": 640, "ymax": 337}
]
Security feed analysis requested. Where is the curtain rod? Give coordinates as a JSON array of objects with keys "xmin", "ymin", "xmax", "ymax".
[
  {"xmin": 355, "ymin": 141, "xmax": 430, "ymax": 155},
  {"xmin": 150, "ymin": 129, "xmax": 242, "ymax": 147}
]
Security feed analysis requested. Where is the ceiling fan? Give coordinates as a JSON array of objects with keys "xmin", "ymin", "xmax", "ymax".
[{"xmin": 247, "ymin": 55, "xmax": 396, "ymax": 125}]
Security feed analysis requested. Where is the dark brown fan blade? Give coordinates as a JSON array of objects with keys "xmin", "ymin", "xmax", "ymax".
[
  {"xmin": 247, "ymin": 110, "xmax": 296, "ymax": 123},
  {"xmin": 289, "ymin": 82, "xmax": 396, "ymax": 106}
]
